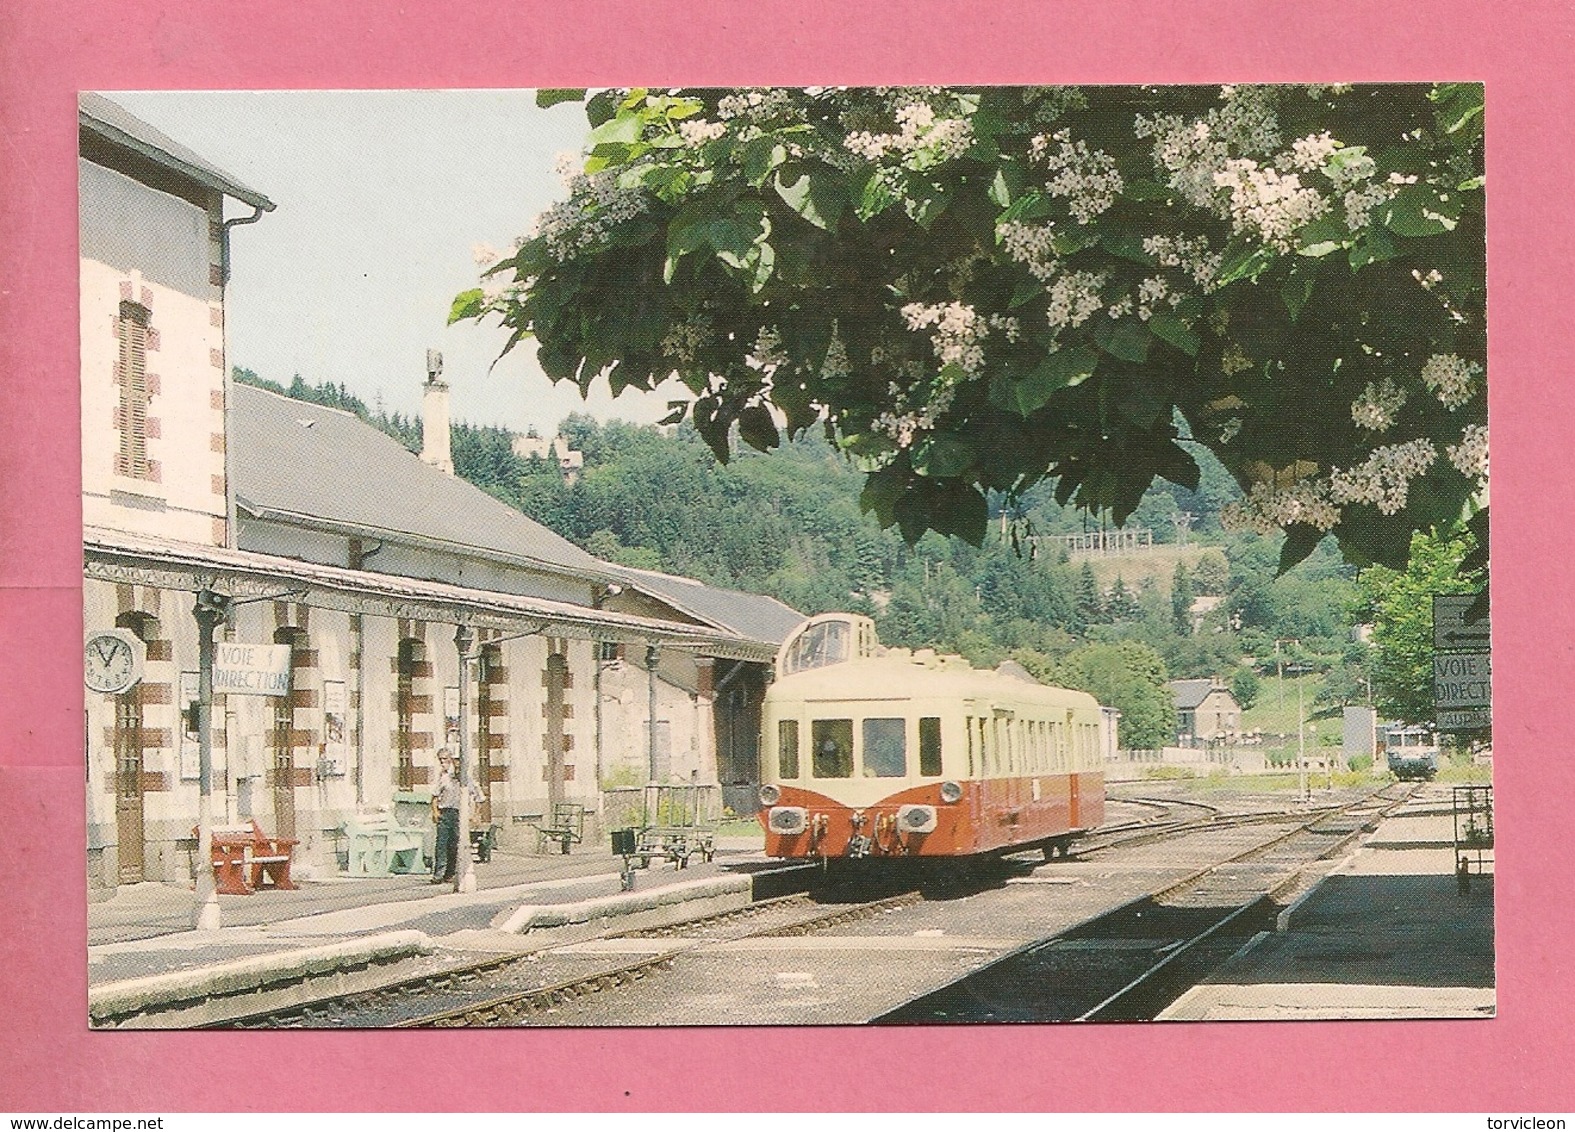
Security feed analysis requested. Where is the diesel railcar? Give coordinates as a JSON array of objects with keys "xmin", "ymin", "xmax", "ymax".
[
  {"xmin": 757, "ymin": 613, "xmax": 1108, "ymax": 862},
  {"xmin": 1381, "ymin": 723, "xmax": 1441, "ymax": 780}
]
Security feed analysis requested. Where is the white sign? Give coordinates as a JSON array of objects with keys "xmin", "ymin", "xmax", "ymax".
[
  {"xmin": 1433, "ymin": 593, "xmax": 1490, "ymax": 651},
  {"xmin": 214, "ymin": 643, "xmax": 292, "ymax": 696},
  {"xmin": 179, "ymin": 671, "xmax": 199, "ymax": 779},
  {"xmin": 1438, "ymin": 707, "xmax": 1492, "ymax": 730},
  {"xmin": 322, "ymin": 679, "xmax": 347, "ymax": 775},
  {"xmin": 1434, "ymin": 652, "xmax": 1491, "ymax": 710}
]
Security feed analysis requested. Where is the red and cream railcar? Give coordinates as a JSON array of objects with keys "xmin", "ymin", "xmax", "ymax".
[{"xmin": 758, "ymin": 614, "xmax": 1107, "ymax": 862}]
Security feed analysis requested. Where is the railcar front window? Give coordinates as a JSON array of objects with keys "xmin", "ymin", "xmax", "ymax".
[
  {"xmin": 919, "ymin": 717, "xmax": 942, "ymax": 776},
  {"xmin": 812, "ymin": 719, "xmax": 854, "ymax": 778},
  {"xmin": 862, "ymin": 718, "xmax": 907, "ymax": 777},
  {"xmin": 778, "ymin": 719, "xmax": 800, "ymax": 779},
  {"xmin": 782, "ymin": 621, "xmax": 851, "ymax": 675}
]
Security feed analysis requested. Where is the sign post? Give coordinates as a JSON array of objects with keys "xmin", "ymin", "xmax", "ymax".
[{"xmin": 1433, "ymin": 594, "xmax": 1490, "ymax": 736}]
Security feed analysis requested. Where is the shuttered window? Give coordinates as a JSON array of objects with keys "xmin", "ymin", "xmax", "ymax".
[{"xmin": 115, "ymin": 302, "xmax": 152, "ymax": 479}]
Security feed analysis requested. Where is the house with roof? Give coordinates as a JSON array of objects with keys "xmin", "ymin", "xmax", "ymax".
[
  {"xmin": 81, "ymin": 95, "xmax": 800, "ymax": 895},
  {"xmin": 1170, "ymin": 678, "xmax": 1242, "ymax": 746}
]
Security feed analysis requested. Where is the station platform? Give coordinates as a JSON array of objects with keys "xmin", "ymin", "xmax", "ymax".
[
  {"xmin": 1159, "ymin": 786, "xmax": 1495, "ymax": 1020},
  {"xmin": 87, "ymin": 835, "xmax": 781, "ymax": 1026}
]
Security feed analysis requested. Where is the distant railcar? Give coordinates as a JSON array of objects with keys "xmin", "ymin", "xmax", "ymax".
[
  {"xmin": 1381, "ymin": 723, "xmax": 1440, "ymax": 780},
  {"xmin": 757, "ymin": 614, "xmax": 1108, "ymax": 863}
]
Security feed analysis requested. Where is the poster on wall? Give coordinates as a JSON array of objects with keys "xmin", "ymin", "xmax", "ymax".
[
  {"xmin": 322, "ymin": 679, "xmax": 347, "ymax": 776},
  {"xmin": 443, "ymin": 685, "xmax": 460, "ymax": 747},
  {"xmin": 178, "ymin": 671, "xmax": 199, "ymax": 780}
]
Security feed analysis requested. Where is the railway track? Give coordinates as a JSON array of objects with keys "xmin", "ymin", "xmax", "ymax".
[
  {"xmin": 222, "ymin": 887, "xmax": 924, "ymax": 1028},
  {"xmin": 876, "ymin": 783, "xmax": 1416, "ymax": 1024}
]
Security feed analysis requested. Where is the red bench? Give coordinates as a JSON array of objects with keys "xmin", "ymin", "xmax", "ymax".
[{"xmin": 200, "ymin": 821, "xmax": 298, "ymax": 895}]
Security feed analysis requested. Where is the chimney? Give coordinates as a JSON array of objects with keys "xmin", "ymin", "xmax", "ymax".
[{"xmin": 420, "ymin": 349, "xmax": 453, "ymax": 475}]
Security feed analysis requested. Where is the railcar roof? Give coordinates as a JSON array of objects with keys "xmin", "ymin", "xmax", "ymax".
[{"xmin": 769, "ymin": 653, "xmax": 1100, "ymax": 709}]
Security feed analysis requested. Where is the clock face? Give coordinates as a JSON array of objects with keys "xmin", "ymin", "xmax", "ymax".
[{"xmin": 85, "ymin": 630, "xmax": 144, "ymax": 695}]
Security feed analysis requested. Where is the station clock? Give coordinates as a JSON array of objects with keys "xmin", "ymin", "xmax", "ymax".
[{"xmin": 84, "ymin": 629, "xmax": 146, "ymax": 695}]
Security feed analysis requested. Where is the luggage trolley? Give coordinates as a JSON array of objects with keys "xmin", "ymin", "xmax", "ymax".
[
  {"xmin": 1453, "ymin": 784, "xmax": 1493, "ymax": 893},
  {"xmin": 612, "ymin": 783, "xmax": 719, "ymax": 890}
]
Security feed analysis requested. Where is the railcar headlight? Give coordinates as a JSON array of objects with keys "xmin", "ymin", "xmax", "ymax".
[
  {"xmin": 896, "ymin": 804, "xmax": 938, "ymax": 834},
  {"xmin": 939, "ymin": 780, "xmax": 963, "ymax": 803},
  {"xmin": 758, "ymin": 784, "xmax": 781, "ymax": 807},
  {"xmin": 768, "ymin": 806, "xmax": 808, "ymax": 835}
]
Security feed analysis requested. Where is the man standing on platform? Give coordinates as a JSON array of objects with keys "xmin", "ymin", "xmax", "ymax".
[{"xmin": 430, "ymin": 748, "xmax": 479, "ymax": 884}]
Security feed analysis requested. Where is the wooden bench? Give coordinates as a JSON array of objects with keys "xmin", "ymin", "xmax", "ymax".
[{"xmin": 201, "ymin": 820, "xmax": 298, "ymax": 895}]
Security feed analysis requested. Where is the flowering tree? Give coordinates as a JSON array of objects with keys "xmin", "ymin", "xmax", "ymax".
[{"xmin": 454, "ymin": 84, "xmax": 1485, "ymax": 570}]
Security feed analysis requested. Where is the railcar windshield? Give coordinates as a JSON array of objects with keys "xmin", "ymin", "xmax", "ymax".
[
  {"xmin": 812, "ymin": 719, "xmax": 853, "ymax": 778},
  {"xmin": 862, "ymin": 718, "xmax": 907, "ymax": 777},
  {"xmin": 781, "ymin": 619, "xmax": 852, "ymax": 675}
]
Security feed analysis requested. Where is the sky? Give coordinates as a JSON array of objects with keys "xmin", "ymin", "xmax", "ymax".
[{"xmin": 106, "ymin": 90, "xmax": 688, "ymax": 435}]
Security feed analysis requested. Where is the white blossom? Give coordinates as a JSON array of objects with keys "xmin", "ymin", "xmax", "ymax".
[
  {"xmin": 471, "ymin": 243, "xmax": 501, "ymax": 268},
  {"xmin": 1288, "ymin": 132, "xmax": 1340, "ymax": 172},
  {"xmin": 679, "ymin": 119, "xmax": 728, "ymax": 146},
  {"xmin": 1222, "ymin": 478, "xmax": 1341, "ymax": 534},
  {"xmin": 1213, "ymin": 158, "xmax": 1328, "ymax": 250},
  {"xmin": 1045, "ymin": 270, "xmax": 1108, "ymax": 332},
  {"xmin": 1446, "ymin": 424, "xmax": 1489, "ymax": 479},
  {"xmin": 902, "ymin": 300, "xmax": 988, "ymax": 374},
  {"xmin": 1351, "ymin": 377, "xmax": 1407, "ymax": 431},
  {"xmin": 845, "ymin": 101, "xmax": 974, "ymax": 163},
  {"xmin": 1343, "ymin": 183, "xmax": 1391, "ymax": 230},
  {"xmin": 1420, "ymin": 353, "xmax": 1482, "ymax": 409},
  {"xmin": 1143, "ymin": 234, "xmax": 1222, "ymax": 289},
  {"xmin": 1328, "ymin": 439, "xmax": 1437, "ymax": 514},
  {"xmin": 661, "ymin": 316, "xmax": 712, "ymax": 368},
  {"xmin": 1032, "ymin": 129, "xmax": 1124, "ymax": 224},
  {"xmin": 535, "ymin": 169, "xmax": 651, "ymax": 261}
]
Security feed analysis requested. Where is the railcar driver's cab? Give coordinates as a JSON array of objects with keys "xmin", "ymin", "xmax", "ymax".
[{"xmin": 775, "ymin": 613, "xmax": 880, "ymax": 679}]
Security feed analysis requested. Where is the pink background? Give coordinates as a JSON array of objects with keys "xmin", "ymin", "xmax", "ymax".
[{"xmin": 1, "ymin": 0, "xmax": 1569, "ymax": 1112}]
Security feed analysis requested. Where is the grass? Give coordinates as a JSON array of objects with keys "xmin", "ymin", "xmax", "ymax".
[{"xmin": 1240, "ymin": 672, "xmax": 1331, "ymax": 736}]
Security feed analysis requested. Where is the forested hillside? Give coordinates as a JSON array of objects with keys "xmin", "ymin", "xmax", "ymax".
[{"xmin": 236, "ymin": 370, "xmax": 1367, "ymax": 748}]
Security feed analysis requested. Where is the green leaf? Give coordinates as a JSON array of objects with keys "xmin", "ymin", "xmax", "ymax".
[
  {"xmin": 586, "ymin": 112, "xmax": 644, "ymax": 148},
  {"xmin": 1215, "ymin": 242, "xmax": 1275, "ymax": 286},
  {"xmin": 989, "ymin": 347, "xmax": 1098, "ymax": 416},
  {"xmin": 904, "ymin": 182, "xmax": 953, "ymax": 229},
  {"xmin": 1431, "ymin": 82, "xmax": 1485, "ymax": 138},
  {"xmin": 914, "ymin": 433, "xmax": 976, "ymax": 478},
  {"xmin": 1093, "ymin": 319, "xmax": 1151, "ymax": 363},
  {"xmin": 536, "ymin": 89, "xmax": 587, "ymax": 109},
  {"xmin": 988, "ymin": 167, "xmax": 1014, "ymax": 208},
  {"xmin": 994, "ymin": 190, "xmax": 1049, "ymax": 227},
  {"xmin": 1101, "ymin": 233, "xmax": 1151, "ymax": 264},
  {"xmin": 774, "ymin": 171, "xmax": 846, "ymax": 231},
  {"xmin": 1148, "ymin": 311, "xmax": 1200, "ymax": 356},
  {"xmin": 739, "ymin": 137, "xmax": 788, "ymax": 187},
  {"xmin": 737, "ymin": 403, "xmax": 780, "ymax": 452},
  {"xmin": 1281, "ymin": 276, "xmax": 1316, "ymax": 320},
  {"xmin": 448, "ymin": 288, "xmax": 485, "ymax": 325},
  {"xmin": 1295, "ymin": 217, "xmax": 1346, "ymax": 258},
  {"xmin": 1123, "ymin": 178, "xmax": 1172, "ymax": 202},
  {"xmin": 1277, "ymin": 523, "xmax": 1326, "ymax": 575},
  {"xmin": 1349, "ymin": 227, "xmax": 1397, "ymax": 270},
  {"xmin": 585, "ymin": 90, "xmax": 621, "ymax": 127},
  {"xmin": 1381, "ymin": 185, "xmax": 1461, "ymax": 237},
  {"xmin": 855, "ymin": 169, "xmax": 901, "ymax": 220},
  {"xmin": 1008, "ymin": 278, "xmax": 1044, "ymax": 309}
]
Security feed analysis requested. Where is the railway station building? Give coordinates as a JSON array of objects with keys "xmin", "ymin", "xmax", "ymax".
[{"xmin": 81, "ymin": 94, "xmax": 801, "ymax": 895}]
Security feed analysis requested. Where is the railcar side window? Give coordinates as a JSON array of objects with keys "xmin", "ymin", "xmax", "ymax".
[
  {"xmin": 811, "ymin": 719, "xmax": 853, "ymax": 778},
  {"xmin": 862, "ymin": 718, "xmax": 906, "ymax": 777},
  {"xmin": 778, "ymin": 719, "xmax": 799, "ymax": 779},
  {"xmin": 919, "ymin": 717, "xmax": 942, "ymax": 776}
]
